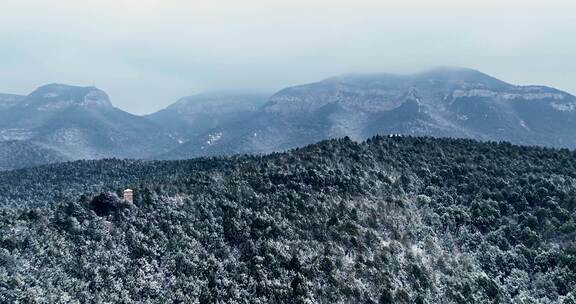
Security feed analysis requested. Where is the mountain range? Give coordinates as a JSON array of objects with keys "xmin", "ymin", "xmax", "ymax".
[
  {"xmin": 164, "ymin": 67, "xmax": 576, "ymax": 159},
  {"xmin": 1, "ymin": 67, "xmax": 576, "ymax": 169}
]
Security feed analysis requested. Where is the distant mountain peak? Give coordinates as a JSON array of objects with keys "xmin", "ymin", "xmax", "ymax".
[
  {"xmin": 26, "ymin": 83, "xmax": 113, "ymax": 110},
  {"xmin": 167, "ymin": 91, "xmax": 268, "ymax": 111}
]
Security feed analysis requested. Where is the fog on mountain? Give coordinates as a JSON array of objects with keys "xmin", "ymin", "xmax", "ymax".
[{"xmin": 1, "ymin": 68, "xmax": 576, "ymax": 171}]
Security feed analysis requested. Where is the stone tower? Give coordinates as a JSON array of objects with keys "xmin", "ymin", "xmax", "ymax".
[{"xmin": 123, "ymin": 189, "xmax": 134, "ymax": 203}]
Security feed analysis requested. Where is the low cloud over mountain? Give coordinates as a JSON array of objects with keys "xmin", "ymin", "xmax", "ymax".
[{"xmin": 2, "ymin": 68, "xmax": 576, "ymax": 169}]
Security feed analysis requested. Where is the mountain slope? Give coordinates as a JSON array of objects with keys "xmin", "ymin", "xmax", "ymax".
[
  {"xmin": 0, "ymin": 84, "xmax": 178, "ymax": 169},
  {"xmin": 0, "ymin": 140, "xmax": 68, "ymax": 171},
  {"xmin": 161, "ymin": 68, "xmax": 576, "ymax": 159},
  {"xmin": 0, "ymin": 93, "xmax": 25, "ymax": 110},
  {"xmin": 1, "ymin": 136, "xmax": 575, "ymax": 302},
  {"xmin": 147, "ymin": 91, "xmax": 267, "ymax": 141}
]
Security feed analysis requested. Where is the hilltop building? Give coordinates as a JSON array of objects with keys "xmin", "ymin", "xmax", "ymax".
[{"xmin": 123, "ymin": 189, "xmax": 133, "ymax": 203}]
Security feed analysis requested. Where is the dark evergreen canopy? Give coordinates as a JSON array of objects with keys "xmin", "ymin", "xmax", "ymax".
[{"xmin": 0, "ymin": 136, "xmax": 575, "ymax": 303}]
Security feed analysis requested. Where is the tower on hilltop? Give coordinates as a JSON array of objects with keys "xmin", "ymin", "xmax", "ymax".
[{"xmin": 123, "ymin": 189, "xmax": 133, "ymax": 203}]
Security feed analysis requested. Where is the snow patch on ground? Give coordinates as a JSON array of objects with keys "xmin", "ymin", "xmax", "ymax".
[
  {"xmin": 0, "ymin": 129, "xmax": 34, "ymax": 141},
  {"xmin": 519, "ymin": 120, "xmax": 530, "ymax": 130},
  {"xmin": 206, "ymin": 132, "xmax": 223, "ymax": 145},
  {"xmin": 43, "ymin": 128, "xmax": 95, "ymax": 159},
  {"xmin": 551, "ymin": 102, "xmax": 576, "ymax": 112},
  {"xmin": 168, "ymin": 133, "xmax": 184, "ymax": 144},
  {"xmin": 37, "ymin": 100, "xmax": 76, "ymax": 111}
]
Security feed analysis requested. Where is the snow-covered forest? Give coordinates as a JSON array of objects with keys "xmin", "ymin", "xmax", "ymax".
[{"xmin": 1, "ymin": 136, "xmax": 575, "ymax": 303}]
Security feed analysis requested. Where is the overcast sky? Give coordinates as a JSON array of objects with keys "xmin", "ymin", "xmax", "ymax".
[{"xmin": 1, "ymin": 0, "xmax": 575, "ymax": 114}]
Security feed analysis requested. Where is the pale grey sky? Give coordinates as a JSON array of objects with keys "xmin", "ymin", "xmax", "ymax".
[{"xmin": 0, "ymin": 0, "xmax": 575, "ymax": 114}]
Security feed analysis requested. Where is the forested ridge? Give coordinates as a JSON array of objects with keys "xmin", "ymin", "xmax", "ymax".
[
  {"xmin": 1, "ymin": 136, "xmax": 576, "ymax": 303},
  {"xmin": 0, "ymin": 158, "xmax": 233, "ymax": 208}
]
